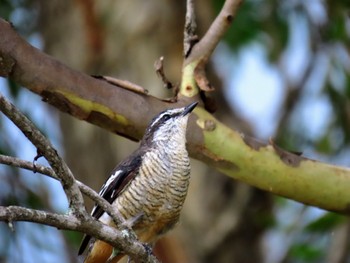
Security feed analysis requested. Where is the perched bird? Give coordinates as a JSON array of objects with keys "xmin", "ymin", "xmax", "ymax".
[{"xmin": 78, "ymin": 101, "xmax": 198, "ymax": 263}]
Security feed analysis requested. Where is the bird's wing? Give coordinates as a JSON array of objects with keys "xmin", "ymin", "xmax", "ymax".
[
  {"xmin": 78, "ymin": 152, "xmax": 143, "ymax": 256},
  {"xmin": 91, "ymin": 153, "xmax": 142, "ymax": 219}
]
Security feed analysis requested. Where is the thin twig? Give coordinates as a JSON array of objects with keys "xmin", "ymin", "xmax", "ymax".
[
  {"xmin": 184, "ymin": 0, "xmax": 198, "ymax": 57},
  {"xmin": 154, "ymin": 56, "xmax": 173, "ymax": 89},
  {"xmin": 0, "ymin": 206, "xmax": 82, "ymax": 229},
  {"xmin": 93, "ymin": 75, "xmax": 148, "ymax": 94},
  {"xmin": 0, "ymin": 154, "xmax": 56, "ymax": 177}
]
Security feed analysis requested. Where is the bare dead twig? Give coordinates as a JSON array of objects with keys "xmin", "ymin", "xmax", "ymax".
[
  {"xmin": 93, "ymin": 75, "xmax": 148, "ymax": 94},
  {"xmin": 184, "ymin": 0, "xmax": 199, "ymax": 57},
  {"xmin": 154, "ymin": 56, "xmax": 173, "ymax": 90}
]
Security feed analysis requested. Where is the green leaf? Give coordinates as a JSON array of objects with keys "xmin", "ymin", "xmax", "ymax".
[
  {"xmin": 63, "ymin": 230, "xmax": 83, "ymax": 247},
  {"xmin": 315, "ymin": 133, "xmax": 333, "ymax": 154},
  {"xmin": 289, "ymin": 243, "xmax": 323, "ymax": 262},
  {"xmin": 0, "ymin": 0, "xmax": 13, "ymax": 20},
  {"xmin": 305, "ymin": 212, "xmax": 345, "ymax": 233}
]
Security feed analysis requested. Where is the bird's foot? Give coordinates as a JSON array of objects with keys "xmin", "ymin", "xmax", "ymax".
[{"xmin": 142, "ymin": 243, "xmax": 154, "ymax": 256}]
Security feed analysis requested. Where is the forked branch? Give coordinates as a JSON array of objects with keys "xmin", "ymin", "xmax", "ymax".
[
  {"xmin": 0, "ymin": 154, "xmax": 121, "ymax": 226},
  {"xmin": 0, "ymin": 93, "xmax": 86, "ymax": 217},
  {"xmin": 180, "ymin": 0, "xmax": 243, "ymax": 97},
  {"xmin": 0, "ymin": 95, "xmax": 158, "ymax": 263}
]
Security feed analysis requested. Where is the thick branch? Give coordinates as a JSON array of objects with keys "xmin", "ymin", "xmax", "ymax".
[
  {"xmin": 0, "ymin": 18, "xmax": 165, "ymax": 142},
  {"xmin": 1, "ymin": 19, "xmax": 350, "ymax": 214}
]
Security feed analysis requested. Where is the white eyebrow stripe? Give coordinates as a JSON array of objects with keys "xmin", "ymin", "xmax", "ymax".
[
  {"xmin": 149, "ymin": 113, "xmax": 166, "ymax": 128},
  {"xmin": 149, "ymin": 108, "xmax": 183, "ymax": 128}
]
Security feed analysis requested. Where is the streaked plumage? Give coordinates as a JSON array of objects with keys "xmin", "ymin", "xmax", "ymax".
[{"xmin": 78, "ymin": 102, "xmax": 197, "ymax": 263}]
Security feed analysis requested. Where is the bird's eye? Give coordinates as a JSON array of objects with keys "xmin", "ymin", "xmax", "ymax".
[{"xmin": 162, "ymin": 114, "xmax": 170, "ymax": 121}]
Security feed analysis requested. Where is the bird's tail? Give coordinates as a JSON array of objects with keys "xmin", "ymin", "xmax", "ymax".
[{"xmin": 82, "ymin": 240, "xmax": 125, "ymax": 263}]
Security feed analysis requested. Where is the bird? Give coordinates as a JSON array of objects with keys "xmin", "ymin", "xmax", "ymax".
[{"xmin": 78, "ymin": 101, "xmax": 198, "ymax": 263}]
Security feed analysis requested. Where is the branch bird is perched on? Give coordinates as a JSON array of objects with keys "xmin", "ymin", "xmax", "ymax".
[{"xmin": 78, "ymin": 101, "xmax": 198, "ymax": 263}]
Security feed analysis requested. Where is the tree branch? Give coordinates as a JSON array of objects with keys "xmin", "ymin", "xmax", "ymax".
[
  {"xmin": 0, "ymin": 206, "xmax": 81, "ymax": 229},
  {"xmin": 183, "ymin": 0, "xmax": 198, "ymax": 57},
  {"xmin": 186, "ymin": 0, "xmax": 243, "ymax": 64},
  {"xmin": 180, "ymin": 0, "xmax": 243, "ymax": 96},
  {"xmin": 1, "ymin": 8, "xmax": 350, "ymax": 215},
  {"xmin": 0, "ymin": 154, "xmax": 124, "ymax": 226},
  {"xmin": 0, "ymin": 206, "xmax": 159, "ymax": 263},
  {"xmin": 0, "ymin": 154, "xmax": 56, "ymax": 178},
  {"xmin": 0, "ymin": 96, "xmax": 157, "ymax": 260},
  {"xmin": 0, "ymin": 18, "xmax": 165, "ymax": 142},
  {"xmin": 0, "ymin": 92, "xmax": 86, "ymax": 217}
]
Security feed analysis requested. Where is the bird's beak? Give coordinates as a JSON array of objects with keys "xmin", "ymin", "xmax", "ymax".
[{"xmin": 182, "ymin": 101, "xmax": 198, "ymax": 116}]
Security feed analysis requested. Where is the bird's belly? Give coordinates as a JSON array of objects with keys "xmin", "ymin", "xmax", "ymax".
[
  {"xmin": 111, "ymin": 148, "xmax": 190, "ymax": 243},
  {"xmin": 134, "ymin": 208, "xmax": 181, "ymax": 243},
  {"xmin": 115, "ymin": 175, "xmax": 188, "ymax": 243}
]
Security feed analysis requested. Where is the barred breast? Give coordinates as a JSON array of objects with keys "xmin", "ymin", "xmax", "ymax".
[{"xmin": 114, "ymin": 145, "xmax": 190, "ymax": 243}]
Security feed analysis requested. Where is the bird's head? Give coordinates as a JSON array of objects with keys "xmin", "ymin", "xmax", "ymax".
[{"xmin": 141, "ymin": 101, "xmax": 198, "ymax": 145}]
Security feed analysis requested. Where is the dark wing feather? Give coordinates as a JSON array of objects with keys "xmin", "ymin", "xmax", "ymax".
[
  {"xmin": 78, "ymin": 151, "xmax": 143, "ymax": 256},
  {"xmin": 91, "ymin": 154, "xmax": 142, "ymax": 219}
]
